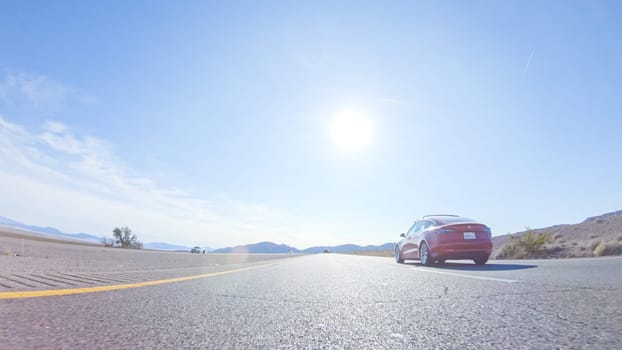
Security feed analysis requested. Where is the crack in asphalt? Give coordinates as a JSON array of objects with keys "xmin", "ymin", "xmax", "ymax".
[
  {"xmin": 521, "ymin": 303, "xmax": 575, "ymax": 323},
  {"xmin": 464, "ymin": 286, "xmax": 620, "ymax": 300}
]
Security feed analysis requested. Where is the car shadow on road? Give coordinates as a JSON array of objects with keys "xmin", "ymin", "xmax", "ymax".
[{"xmin": 405, "ymin": 261, "xmax": 537, "ymax": 271}]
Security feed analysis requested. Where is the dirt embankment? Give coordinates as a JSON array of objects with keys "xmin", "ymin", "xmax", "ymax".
[{"xmin": 493, "ymin": 210, "xmax": 622, "ymax": 259}]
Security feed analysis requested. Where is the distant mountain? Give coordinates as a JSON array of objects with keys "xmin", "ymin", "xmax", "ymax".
[
  {"xmin": 0, "ymin": 216, "xmax": 21, "ymax": 226},
  {"xmin": 211, "ymin": 241, "xmax": 395, "ymax": 254},
  {"xmin": 212, "ymin": 241, "xmax": 299, "ymax": 254},
  {"xmin": 302, "ymin": 243, "xmax": 394, "ymax": 253},
  {"xmin": 0, "ymin": 216, "xmax": 102, "ymax": 244}
]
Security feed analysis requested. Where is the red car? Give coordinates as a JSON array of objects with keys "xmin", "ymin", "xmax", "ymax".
[{"xmin": 395, "ymin": 215, "xmax": 493, "ymax": 265}]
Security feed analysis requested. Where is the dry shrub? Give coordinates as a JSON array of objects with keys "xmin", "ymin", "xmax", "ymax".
[
  {"xmin": 590, "ymin": 240, "xmax": 602, "ymax": 250},
  {"xmin": 497, "ymin": 229, "xmax": 551, "ymax": 259},
  {"xmin": 1, "ymin": 249, "xmax": 17, "ymax": 256},
  {"xmin": 593, "ymin": 241, "xmax": 622, "ymax": 256}
]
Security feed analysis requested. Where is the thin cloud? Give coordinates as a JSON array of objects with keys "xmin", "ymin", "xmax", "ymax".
[
  {"xmin": 0, "ymin": 72, "xmax": 73, "ymax": 106},
  {"xmin": 0, "ymin": 115, "xmax": 363, "ymax": 248},
  {"xmin": 0, "ymin": 116, "xmax": 266, "ymax": 245},
  {"xmin": 0, "ymin": 71, "xmax": 97, "ymax": 107}
]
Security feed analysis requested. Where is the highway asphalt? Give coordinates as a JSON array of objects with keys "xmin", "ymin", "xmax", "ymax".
[{"xmin": 1, "ymin": 254, "xmax": 621, "ymax": 349}]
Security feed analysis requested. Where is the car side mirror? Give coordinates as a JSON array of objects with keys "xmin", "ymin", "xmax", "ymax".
[{"xmin": 400, "ymin": 233, "xmax": 405, "ymax": 238}]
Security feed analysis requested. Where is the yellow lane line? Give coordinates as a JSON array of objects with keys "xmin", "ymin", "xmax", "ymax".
[{"xmin": 0, "ymin": 263, "xmax": 277, "ymax": 300}]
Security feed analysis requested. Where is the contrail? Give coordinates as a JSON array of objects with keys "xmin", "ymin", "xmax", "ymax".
[{"xmin": 524, "ymin": 51, "xmax": 534, "ymax": 73}]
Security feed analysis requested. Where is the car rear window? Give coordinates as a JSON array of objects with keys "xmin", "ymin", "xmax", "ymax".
[{"xmin": 432, "ymin": 216, "xmax": 476, "ymax": 225}]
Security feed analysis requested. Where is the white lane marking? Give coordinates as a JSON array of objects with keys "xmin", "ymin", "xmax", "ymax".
[{"xmin": 413, "ymin": 267, "xmax": 519, "ymax": 283}]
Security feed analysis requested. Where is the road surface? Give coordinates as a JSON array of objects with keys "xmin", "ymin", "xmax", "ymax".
[{"xmin": 1, "ymin": 253, "xmax": 621, "ymax": 349}]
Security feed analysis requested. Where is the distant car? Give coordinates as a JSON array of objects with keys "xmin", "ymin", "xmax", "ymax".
[
  {"xmin": 323, "ymin": 249, "xmax": 330, "ymax": 254},
  {"xmin": 395, "ymin": 215, "xmax": 493, "ymax": 265},
  {"xmin": 190, "ymin": 246, "xmax": 202, "ymax": 254}
]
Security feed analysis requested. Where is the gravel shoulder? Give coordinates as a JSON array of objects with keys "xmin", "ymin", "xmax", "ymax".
[{"xmin": 0, "ymin": 230, "xmax": 297, "ymax": 291}]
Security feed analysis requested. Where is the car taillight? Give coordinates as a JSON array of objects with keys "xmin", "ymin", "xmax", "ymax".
[{"xmin": 483, "ymin": 226, "xmax": 492, "ymax": 237}]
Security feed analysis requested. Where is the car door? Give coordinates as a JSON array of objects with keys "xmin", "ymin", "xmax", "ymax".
[
  {"xmin": 401, "ymin": 221, "xmax": 422, "ymax": 259},
  {"xmin": 411, "ymin": 220, "xmax": 432, "ymax": 258}
]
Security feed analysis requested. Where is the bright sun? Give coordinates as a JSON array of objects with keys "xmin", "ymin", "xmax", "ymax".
[{"xmin": 330, "ymin": 110, "xmax": 373, "ymax": 151}]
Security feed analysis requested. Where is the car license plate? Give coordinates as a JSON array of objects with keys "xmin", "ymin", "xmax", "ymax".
[{"xmin": 463, "ymin": 232, "xmax": 476, "ymax": 240}]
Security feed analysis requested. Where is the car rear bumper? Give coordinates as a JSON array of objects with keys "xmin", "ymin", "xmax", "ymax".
[{"xmin": 430, "ymin": 242, "xmax": 492, "ymax": 260}]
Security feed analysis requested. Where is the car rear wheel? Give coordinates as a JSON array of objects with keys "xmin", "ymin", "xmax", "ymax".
[
  {"xmin": 474, "ymin": 257, "xmax": 489, "ymax": 265},
  {"xmin": 395, "ymin": 246, "xmax": 404, "ymax": 264},
  {"xmin": 419, "ymin": 242, "xmax": 431, "ymax": 266}
]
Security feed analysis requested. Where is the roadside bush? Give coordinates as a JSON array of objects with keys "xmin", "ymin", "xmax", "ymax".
[
  {"xmin": 112, "ymin": 227, "xmax": 142, "ymax": 249},
  {"xmin": 497, "ymin": 228, "xmax": 550, "ymax": 259},
  {"xmin": 498, "ymin": 240, "xmax": 521, "ymax": 258},
  {"xmin": 101, "ymin": 237, "xmax": 115, "ymax": 247},
  {"xmin": 590, "ymin": 240, "xmax": 601, "ymax": 250},
  {"xmin": 1, "ymin": 249, "xmax": 14, "ymax": 256},
  {"xmin": 593, "ymin": 241, "xmax": 622, "ymax": 257}
]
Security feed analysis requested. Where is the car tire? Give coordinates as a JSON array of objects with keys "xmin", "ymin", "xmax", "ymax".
[
  {"xmin": 395, "ymin": 246, "xmax": 404, "ymax": 264},
  {"xmin": 474, "ymin": 257, "xmax": 489, "ymax": 265},
  {"xmin": 419, "ymin": 242, "xmax": 431, "ymax": 266}
]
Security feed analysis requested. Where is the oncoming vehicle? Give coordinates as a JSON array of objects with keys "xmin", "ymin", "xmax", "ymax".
[
  {"xmin": 190, "ymin": 246, "xmax": 202, "ymax": 254},
  {"xmin": 395, "ymin": 215, "xmax": 493, "ymax": 265}
]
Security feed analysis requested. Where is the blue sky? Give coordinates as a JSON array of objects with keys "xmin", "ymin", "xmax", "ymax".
[{"xmin": 1, "ymin": 1, "xmax": 621, "ymax": 248}]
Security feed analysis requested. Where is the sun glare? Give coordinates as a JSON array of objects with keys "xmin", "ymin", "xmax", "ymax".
[{"xmin": 330, "ymin": 110, "xmax": 373, "ymax": 151}]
